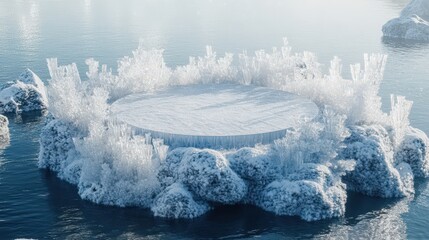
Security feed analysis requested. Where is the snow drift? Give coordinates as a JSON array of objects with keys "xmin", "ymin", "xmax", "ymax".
[
  {"xmin": 38, "ymin": 39, "xmax": 429, "ymax": 221},
  {"xmin": 382, "ymin": 0, "xmax": 429, "ymax": 41}
]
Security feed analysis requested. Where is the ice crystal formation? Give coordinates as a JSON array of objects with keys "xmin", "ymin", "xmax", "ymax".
[{"xmin": 38, "ymin": 39, "xmax": 429, "ymax": 221}]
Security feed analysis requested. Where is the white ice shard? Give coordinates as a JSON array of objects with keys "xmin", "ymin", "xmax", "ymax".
[
  {"xmin": 382, "ymin": 0, "xmax": 429, "ymax": 41},
  {"xmin": 0, "ymin": 69, "xmax": 48, "ymax": 113},
  {"xmin": 341, "ymin": 125, "xmax": 414, "ymax": 197}
]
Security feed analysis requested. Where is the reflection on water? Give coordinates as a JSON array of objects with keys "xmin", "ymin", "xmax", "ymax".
[
  {"xmin": 0, "ymin": 0, "xmax": 429, "ymax": 239},
  {"xmin": 382, "ymin": 37, "xmax": 429, "ymax": 50},
  {"xmin": 318, "ymin": 195, "xmax": 409, "ymax": 239},
  {"xmin": 33, "ymin": 173, "xmax": 428, "ymax": 239}
]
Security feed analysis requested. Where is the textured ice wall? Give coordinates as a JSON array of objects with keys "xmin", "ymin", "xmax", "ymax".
[
  {"xmin": 0, "ymin": 69, "xmax": 48, "ymax": 113},
  {"xmin": 382, "ymin": 0, "xmax": 429, "ymax": 41},
  {"xmin": 38, "ymin": 40, "xmax": 429, "ymax": 221}
]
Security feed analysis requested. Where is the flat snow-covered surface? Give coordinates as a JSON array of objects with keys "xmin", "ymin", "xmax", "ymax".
[{"xmin": 111, "ymin": 84, "xmax": 318, "ymax": 148}]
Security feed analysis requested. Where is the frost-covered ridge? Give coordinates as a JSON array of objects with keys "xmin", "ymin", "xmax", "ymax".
[{"xmin": 38, "ymin": 39, "xmax": 429, "ymax": 221}]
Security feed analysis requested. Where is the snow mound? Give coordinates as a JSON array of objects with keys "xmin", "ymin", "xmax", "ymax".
[
  {"xmin": 382, "ymin": 0, "xmax": 429, "ymax": 41},
  {"xmin": 0, "ymin": 69, "xmax": 48, "ymax": 113},
  {"xmin": 395, "ymin": 127, "xmax": 429, "ymax": 177},
  {"xmin": 178, "ymin": 148, "xmax": 247, "ymax": 204},
  {"xmin": 341, "ymin": 125, "xmax": 414, "ymax": 197},
  {"xmin": 0, "ymin": 115, "xmax": 9, "ymax": 143},
  {"xmin": 151, "ymin": 183, "xmax": 211, "ymax": 218},
  {"xmin": 259, "ymin": 164, "xmax": 347, "ymax": 221}
]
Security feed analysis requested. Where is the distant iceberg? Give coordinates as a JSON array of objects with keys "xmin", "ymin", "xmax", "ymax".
[
  {"xmin": 382, "ymin": 0, "xmax": 429, "ymax": 41},
  {"xmin": 38, "ymin": 40, "xmax": 429, "ymax": 221},
  {"xmin": 0, "ymin": 69, "xmax": 48, "ymax": 113}
]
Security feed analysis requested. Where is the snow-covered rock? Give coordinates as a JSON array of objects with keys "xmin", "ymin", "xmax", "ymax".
[
  {"xmin": 382, "ymin": 0, "xmax": 429, "ymax": 41},
  {"xmin": 178, "ymin": 148, "xmax": 247, "ymax": 204},
  {"xmin": 401, "ymin": 0, "xmax": 429, "ymax": 19},
  {"xmin": 227, "ymin": 146, "xmax": 280, "ymax": 183},
  {"xmin": 151, "ymin": 183, "xmax": 211, "ymax": 218},
  {"xmin": 226, "ymin": 145, "xmax": 281, "ymax": 204},
  {"xmin": 341, "ymin": 125, "xmax": 414, "ymax": 197},
  {"xmin": 157, "ymin": 148, "xmax": 188, "ymax": 188},
  {"xmin": 395, "ymin": 127, "xmax": 429, "ymax": 178},
  {"xmin": 259, "ymin": 164, "xmax": 347, "ymax": 221},
  {"xmin": 0, "ymin": 114, "xmax": 9, "ymax": 143},
  {"xmin": 38, "ymin": 119, "xmax": 79, "ymax": 182},
  {"xmin": 0, "ymin": 69, "xmax": 48, "ymax": 113}
]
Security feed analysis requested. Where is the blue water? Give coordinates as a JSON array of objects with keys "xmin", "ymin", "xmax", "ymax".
[{"xmin": 0, "ymin": 0, "xmax": 429, "ymax": 239}]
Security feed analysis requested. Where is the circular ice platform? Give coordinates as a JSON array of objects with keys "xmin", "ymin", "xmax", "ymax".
[{"xmin": 110, "ymin": 84, "xmax": 318, "ymax": 148}]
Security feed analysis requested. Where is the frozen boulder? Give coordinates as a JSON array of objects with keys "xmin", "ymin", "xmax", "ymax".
[
  {"xmin": 0, "ymin": 69, "xmax": 48, "ymax": 113},
  {"xmin": 395, "ymin": 127, "xmax": 429, "ymax": 178},
  {"xmin": 151, "ymin": 183, "xmax": 211, "ymax": 218},
  {"xmin": 287, "ymin": 163, "xmax": 335, "ymax": 188},
  {"xmin": 178, "ymin": 148, "xmax": 247, "ymax": 204},
  {"xmin": 341, "ymin": 124, "xmax": 414, "ymax": 197},
  {"xmin": 157, "ymin": 148, "xmax": 189, "ymax": 188},
  {"xmin": 226, "ymin": 145, "xmax": 281, "ymax": 204},
  {"xmin": 38, "ymin": 119, "xmax": 79, "ymax": 179},
  {"xmin": 226, "ymin": 145, "xmax": 280, "ymax": 183},
  {"xmin": 382, "ymin": 0, "xmax": 429, "ymax": 41},
  {"xmin": 0, "ymin": 114, "xmax": 9, "ymax": 143},
  {"xmin": 259, "ymin": 164, "xmax": 347, "ymax": 221},
  {"xmin": 401, "ymin": 0, "xmax": 429, "ymax": 19}
]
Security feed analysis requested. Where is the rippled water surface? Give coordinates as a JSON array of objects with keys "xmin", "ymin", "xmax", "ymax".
[{"xmin": 0, "ymin": 0, "xmax": 429, "ymax": 239}]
